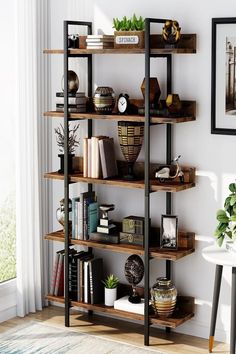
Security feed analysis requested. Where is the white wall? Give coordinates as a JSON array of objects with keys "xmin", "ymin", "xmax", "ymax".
[{"xmin": 48, "ymin": 0, "xmax": 236, "ymax": 343}]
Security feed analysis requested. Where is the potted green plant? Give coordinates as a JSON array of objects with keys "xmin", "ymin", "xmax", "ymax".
[
  {"xmin": 54, "ymin": 123, "xmax": 80, "ymax": 174},
  {"xmin": 113, "ymin": 14, "xmax": 145, "ymax": 49},
  {"xmin": 102, "ymin": 274, "xmax": 119, "ymax": 306},
  {"xmin": 214, "ymin": 182, "xmax": 236, "ymax": 247}
]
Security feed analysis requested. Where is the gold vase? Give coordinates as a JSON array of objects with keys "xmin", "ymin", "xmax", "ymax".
[
  {"xmin": 151, "ymin": 277, "xmax": 177, "ymax": 318},
  {"xmin": 118, "ymin": 121, "xmax": 144, "ymax": 180}
]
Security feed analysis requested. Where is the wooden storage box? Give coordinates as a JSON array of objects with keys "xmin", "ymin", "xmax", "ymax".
[{"xmin": 114, "ymin": 30, "xmax": 144, "ymax": 49}]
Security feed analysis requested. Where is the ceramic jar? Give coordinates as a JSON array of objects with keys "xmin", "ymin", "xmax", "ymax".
[
  {"xmin": 93, "ymin": 86, "xmax": 115, "ymax": 114},
  {"xmin": 150, "ymin": 277, "xmax": 177, "ymax": 317}
]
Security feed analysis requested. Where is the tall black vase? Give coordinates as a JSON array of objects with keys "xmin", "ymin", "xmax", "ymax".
[{"xmin": 58, "ymin": 154, "xmax": 74, "ymax": 174}]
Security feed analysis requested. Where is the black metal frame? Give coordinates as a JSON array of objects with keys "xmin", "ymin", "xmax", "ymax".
[
  {"xmin": 144, "ymin": 17, "xmax": 172, "ymax": 345},
  {"xmin": 63, "ymin": 20, "xmax": 92, "ymax": 327},
  {"xmin": 211, "ymin": 17, "xmax": 236, "ymax": 135},
  {"xmin": 62, "ymin": 18, "xmax": 174, "ymax": 345}
]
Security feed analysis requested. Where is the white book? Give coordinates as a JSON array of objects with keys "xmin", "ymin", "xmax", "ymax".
[
  {"xmin": 56, "ymin": 96, "xmax": 87, "ymax": 105},
  {"xmin": 83, "ymin": 138, "xmax": 88, "ymax": 177},
  {"xmin": 84, "ymin": 261, "xmax": 89, "ymax": 303},
  {"xmin": 114, "ymin": 296, "xmax": 145, "ymax": 315},
  {"xmin": 87, "ymin": 139, "xmax": 92, "ymax": 178}
]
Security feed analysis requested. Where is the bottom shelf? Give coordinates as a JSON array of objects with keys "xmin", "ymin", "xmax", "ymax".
[{"xmin": 46, "ymin": 295, "xmax": 194, "ymax": 329}]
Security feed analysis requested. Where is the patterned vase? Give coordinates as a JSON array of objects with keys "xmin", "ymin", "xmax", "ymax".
[
  {"xmin": 150, "ymin": 277, "xmax": 177, "ymax": 317},
  {"xmin": 93, "ymin": 86, "xmax": 115, "ymax": 114},
  {"xmin": 117, "ymin": 121, "xmax": 144, "ymax": 180}
]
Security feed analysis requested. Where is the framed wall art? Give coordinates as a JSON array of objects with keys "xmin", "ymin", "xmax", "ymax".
[
  {"xmin": 160, "ymin": 215, "xmax": 178, "ymax": 249},
  {"xmin": 211, "ymin": 18, "xmax": 236, "ymax": 135}
]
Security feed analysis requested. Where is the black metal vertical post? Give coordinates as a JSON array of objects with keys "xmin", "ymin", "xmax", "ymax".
[
  {"xmin": 166, "ymin": 54, "xmax": 172, "ymax": 282},
  {"xmin": 87, "ymin": 23, "xmax": 93, "ymax": 194},
  {"xmin": 144, "ymin": 18, "xmax": 150, "ymax": 347},
  {"xmin": 63, "ymin": 20, "xmax": 70, "ymax": 327}
]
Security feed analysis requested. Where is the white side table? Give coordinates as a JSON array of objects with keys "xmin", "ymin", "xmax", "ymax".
[{"xmin": 202, "ymin": 245, "xmax": 236, "ymax": 354}]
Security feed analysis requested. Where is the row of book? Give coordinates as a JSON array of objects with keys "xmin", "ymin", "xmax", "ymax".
[
  {"xmin": 50, "ymin": 249, "xmax": 104, "ymax": 304},
  {"xmin": 86, "ymin": 35, "xmax": 114, "ymax": 49},
  {"xmin": 83, "ymin": 136, "xmax": 118, "ymax": 179},
  {"xmin": 55, "ymin": 91, "xmax": 87, "ymax": 113},
  {"xmin": 72, "ymin": 191, "xmax": 98, "ymax": 240}
]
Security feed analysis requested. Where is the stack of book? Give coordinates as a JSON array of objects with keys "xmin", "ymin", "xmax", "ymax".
[
  {"xmin": 71, "ymin": 191, "xmax": 98, "ymax": 240},
  {"xmin": 56, "ymin": 92, "xmax": 87, "ymax": 113},
  {"xmin": 50, "ymin": 249, "xmax": 104, "ymax": 304},
  {"xmin": 86, "ymin": 35, "xmax": 114, "ymax": 49},
  {"xmin": 83, "ymin": 136, "xmax": 118, "ymax": 179}
]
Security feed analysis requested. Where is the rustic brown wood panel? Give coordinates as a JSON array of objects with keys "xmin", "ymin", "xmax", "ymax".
[
  {"xmin": 44, "ymin": 230, "xmax": 195, "ymax": 261},
  {"xmin": 45, "ymin": 294, "xmax": 194, "ymax": 328},
  {"xmin": 43, "ymin": 100, "xmax": 196, "ymax": 123},
  {"xmin": 44, "ymin": 171, "xmax": 195, "ymax": 192}
]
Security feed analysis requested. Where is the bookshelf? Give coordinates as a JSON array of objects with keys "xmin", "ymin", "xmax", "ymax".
[{"xmin": 44, "ymin": 19, "xmax": 197, "ymax": 346}]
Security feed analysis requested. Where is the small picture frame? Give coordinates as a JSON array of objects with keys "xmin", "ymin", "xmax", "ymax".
[{"xmin": 160, "ymin": 215, "xmax": 178, "ymax": 249}]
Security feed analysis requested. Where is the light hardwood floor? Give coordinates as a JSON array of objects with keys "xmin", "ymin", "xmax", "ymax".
[{"xmin": 0, "ymin": 306, "xmax": 229, "ymax": 354}]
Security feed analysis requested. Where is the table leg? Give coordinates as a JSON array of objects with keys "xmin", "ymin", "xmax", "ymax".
[
  {"xmin": 209, "ymin": 264, "xmax": 223, "ymax": 353},
  {"xmin": 230, "ymin": 267, "xmax": 236, "ymax": 354}
]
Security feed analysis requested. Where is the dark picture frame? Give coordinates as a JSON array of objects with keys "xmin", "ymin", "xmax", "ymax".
[
  {"xmin": 160, "ymin": 215, "xmax": 178, "ymax": 249},
  {"xmin": 211, "ymin": 18, "xmax": 236, "ymax": 135}
]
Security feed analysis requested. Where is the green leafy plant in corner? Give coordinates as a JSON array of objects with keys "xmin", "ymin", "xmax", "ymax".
[
  {"xmin": 102, "ymin": 274, "xmax": 119, "ymax": 289},
  {"xmin": 215, "ymin": 182, "xmax": 236, "ymax": 246},
  {"xmin": 112, "ymin": 14, "xmax": 145, "ymax": 32}
]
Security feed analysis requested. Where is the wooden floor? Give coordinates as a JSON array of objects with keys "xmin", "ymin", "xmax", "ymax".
[{"xmin": 0, "ymin": 306, "xmax": 229, "ymax": 354}]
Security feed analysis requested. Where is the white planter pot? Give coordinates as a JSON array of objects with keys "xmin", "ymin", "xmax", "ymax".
[{"xmin": 105, "ymin": 287, "xmax": 117, "ymax": 307}]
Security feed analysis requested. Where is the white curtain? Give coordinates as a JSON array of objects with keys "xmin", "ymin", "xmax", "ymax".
[{"xmin": 15, "ymin": 0, "xmax": 50, "ymax": 317}]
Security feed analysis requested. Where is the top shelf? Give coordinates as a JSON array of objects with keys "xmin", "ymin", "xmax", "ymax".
[{"xmin": 43, "ymin": 34, "xmax": 196, "ymax": 56}]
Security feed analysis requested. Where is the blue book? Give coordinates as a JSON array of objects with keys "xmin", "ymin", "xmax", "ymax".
[
  {"xmin": 72, "ymin": 197, "xmax": 80, "ymax": 239},
  {"xmin": 88, "ymin": 202, "xmax": 99, "ymax": 236}
]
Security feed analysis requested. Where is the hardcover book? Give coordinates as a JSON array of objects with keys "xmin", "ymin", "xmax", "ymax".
[
  {"xmin": 98, "ymin": 138, "xmax": 118, "ymax": 179},
  {"xmin": 89, "ymin": 232, "xmax": 119, "ymax": 244},
  {"xmin": 89, "ymin": 258, "xmax": 103, "ymax": 304},
  {"xmin": 54, "ymin": 252, "xmax": 65, "ymax": 296},
  {"xmin": 114, "ymin": 296, "xmax": 145, "ymax": 315}
]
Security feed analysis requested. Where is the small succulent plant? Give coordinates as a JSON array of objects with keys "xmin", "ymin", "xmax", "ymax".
[
  {"xmin": 102, "ymin": 274, "xmax": 119, "ymax": 289},
  {"xmin": 113, "ymin": 14, "xmax": 145, "ymax": 32},
  {"xmin": 54, "ymin": 123, "xmax": 80, "ymax": 154}
]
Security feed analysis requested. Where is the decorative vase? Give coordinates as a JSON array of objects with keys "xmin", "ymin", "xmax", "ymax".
[
  {"xmin": 118, "ymin": 121, "xmax": 144, "ymax": 180},
  {"xmin": 56, "ymin": 198, "xmax": 72, "ymax": 236},
  {"xmin": 140, "ymin": 77, "xmax": 161, "ymax": 107},
  {"xmin": 150, "ymin": 277, "xmax": 177, "ymax": 317},
  {"xmin": 93, "ymin": 86, "xmax": 115, "ymax": 114},
  {"xmin": 105, "ymin": 287, "xmax": 117, "ymax": 306},
  {"xmin": 58, "ymin": 154, "xmax": 74, "ymax": 174}
]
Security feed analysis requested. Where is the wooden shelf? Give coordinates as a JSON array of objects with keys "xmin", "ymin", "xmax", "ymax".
[
  {"xmin": 45, "ymin": 294, "xmax": 194, "ymax": 328},
  {"xmin": 44, "ymin": 171, "xmax": 195, "ymax": 192},
  {"xmin": 44, "ymin": 230, "xmax": 195, "ymax": 261},
  {"xmin": 44, "ymin": 101, "xmax": 196, "ymax": 124},
  {"xmin": 43, "ymin": 34, "xmax": 196, "ymax": 56}
]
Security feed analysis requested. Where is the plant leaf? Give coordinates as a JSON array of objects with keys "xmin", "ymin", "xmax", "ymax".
[
  {"xmin": 229, "ymin": 183, "xmax": 236, "ymax": 193},
  {"xmin": 230, "ymin": 194, "xmax": 236, "ymax": 206},
  {"xmin": 217, "ymin": 235, "xmax": 224, "ymax": 247}
]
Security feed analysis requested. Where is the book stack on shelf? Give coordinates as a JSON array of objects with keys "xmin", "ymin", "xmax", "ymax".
[
  {"xmin": 50, "ymin": 249, "xmax": 103, "ymax": 304},
  {"xmin": 86, "ymin": 35, "xmax": 114, "ymax": 49},
  {"xmin": 83, "ymin": 136, "xmax": 118, "ymax": 179},
  {"xmin": 56, "ymin": 92, "xmax": 87, "ymax": 113},
  {"xmin": 72, "ymin": 191, "xmax": 98, "ymax": 240}
]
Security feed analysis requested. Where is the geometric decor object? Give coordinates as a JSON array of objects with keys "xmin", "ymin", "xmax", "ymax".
[{"xmin": 124, "ymin": 254, "xmax": 144, "ymax": 303}]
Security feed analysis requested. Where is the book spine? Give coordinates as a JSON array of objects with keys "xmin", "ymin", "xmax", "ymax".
[
  {"xmin": 49, "ymin": 253, "xmax": 60, "ymax": 295},
  {"xmin": 57, "ymin": 255, "xmax": 64, "ymax": 296},
  {"xmin": 54, "ymin": 253, "xmax": 64, "ymax": 296},
  {"xmin": 79, "ymin": 259, "xmax": 84, "ymax": 302},
  {"xmin": 87, "ymin": 138, "xmax": 91, "ymax": 178},
  {"xmin": 83, "ymin": 138, "xmax": 88, "ymax": 178},
  {"xmin": 89, "ymin": 261, "xmax": 94, "ymax": 304},
  {"xmin": 78, "ymin": 201, "xmax": 83, "ymax": 240}
]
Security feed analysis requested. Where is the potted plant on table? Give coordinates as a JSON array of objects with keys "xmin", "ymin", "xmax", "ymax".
[
  {"xmin": 214, "ymin": 182, "xmax": 236, "ymax": 247},
  {"xmin": 113, "ymin": 14, "xmax": 145, "ymax": 49},
  {"xmin": 54, "ymin": 123, "xmax": 80, "ymax": 174},
  {"xmin": 103, "ymin": 274, "xmax": 119, "ymax": 306}
]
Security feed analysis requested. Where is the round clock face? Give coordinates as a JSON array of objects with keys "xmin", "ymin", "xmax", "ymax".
[{"xmin": 118, "ymin": 96, "xmax": 128, "ymax": 114}]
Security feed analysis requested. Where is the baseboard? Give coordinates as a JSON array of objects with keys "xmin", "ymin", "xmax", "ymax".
[{"xmin": 0, "ymin": 306, "xmax": 17, "ymax": 323}]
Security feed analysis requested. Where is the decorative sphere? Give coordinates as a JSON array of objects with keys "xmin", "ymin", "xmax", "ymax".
[
  {"xmin": 124, "ymin": 254, "xmax": 144, "ymax": 286},
  {"xmin": 61, "ymin": 70, "xmax": 79, "ymax": 93}
]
